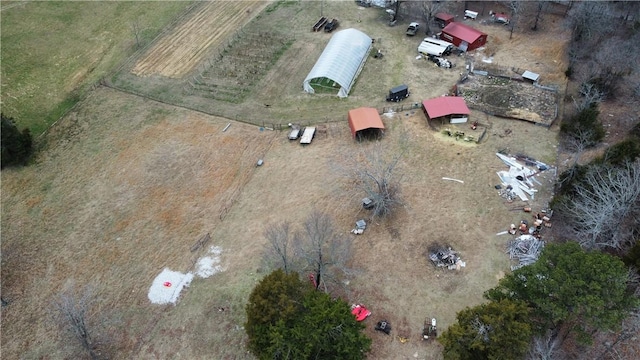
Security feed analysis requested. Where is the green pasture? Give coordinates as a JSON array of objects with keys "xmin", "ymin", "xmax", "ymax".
[{"xmin": 0, "ymin": 1, "xmax": 193, "ymax": 135}]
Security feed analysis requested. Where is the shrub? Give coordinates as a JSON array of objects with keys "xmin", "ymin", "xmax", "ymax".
[
  {"xmin": 560, "ymin": 104, "xmax": 605, "ymax": 146},
  {"xmin": 1, "ymin": 113, "xmax": 33, "ymax": 169}
]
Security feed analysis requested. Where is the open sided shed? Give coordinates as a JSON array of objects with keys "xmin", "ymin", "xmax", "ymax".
[
  {"xmin": 348, "ymin": 107, "xmax": 385, "ymax": 140},
  {"xmin": 435, "ymin": 13, "xmax": 454, "ymax": 28},
  {"xmin": 303, "ymin": 28, "xmax": 372, "ymax": 98},
  {"xmin": 422, "ymin": 96, "xmax": 471, "ymax": 124},
  {"xmin": 440, "ymin": 22, "xmax": 487, "ymax": 51}
]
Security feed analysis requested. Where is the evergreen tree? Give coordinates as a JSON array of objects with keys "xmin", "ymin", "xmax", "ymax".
[
  {"xmin": 245, "ymin": 269, "xmax": 371, "ymax": 360},
  {"xmin": 439, "ymin": 299, "xmax": 532, "ymax": 360},
  {"xmin": 1, "ymin": 113, "xmax": 33, "ymax": 168},
  {"xmin": 486, "ymin": 242, "xmax": 637, "ymax": 343}
]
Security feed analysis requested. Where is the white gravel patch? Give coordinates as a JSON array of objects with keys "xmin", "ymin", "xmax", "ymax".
[
  {"xmin": 148, "ymin": 268, "xmax": 194, "ymax": 305},
  {"xmin": 195, "ymin": 246, "xmax": 225, "ymax": 278},
  {"xmin": 147, "ymin": 246, "xmax": 225, "ymax": 304}
]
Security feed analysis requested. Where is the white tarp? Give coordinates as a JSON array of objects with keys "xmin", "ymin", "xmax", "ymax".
[
  {"xmin": 303, "ymin": 28, "xmax": 372, "ymax": 98},
  {"xmin": 148, "ymin": 268, "xmax": 194, "ymax": 305}
]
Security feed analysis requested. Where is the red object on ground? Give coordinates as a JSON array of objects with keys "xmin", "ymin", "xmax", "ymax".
[
  {"xmin": 351, "ymin": 304, "xmax": 372, "ymax": 322},
  {"xmin": 163, "ymin": 281, "xmax": 172, "ymax": 287},
  {"xmin": 309, "ymin": 273, "xmax": 317, "ymax": 288}
]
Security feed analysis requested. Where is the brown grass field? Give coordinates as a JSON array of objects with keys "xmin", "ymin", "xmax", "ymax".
[{"xmin": 2, "ymin": 1, "xmax": 567, "ymax": 359}]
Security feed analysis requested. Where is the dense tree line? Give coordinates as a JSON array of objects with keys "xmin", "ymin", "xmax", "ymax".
[{"xmin": 440, "ymin": 243, "xmax": 638, "ymax": 359}]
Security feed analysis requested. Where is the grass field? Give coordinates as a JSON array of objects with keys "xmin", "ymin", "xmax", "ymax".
[
  {"xmin": 2, "ymin": 1, "xmax": 567, "ymax": 359},
  {"xmin": 0, "ymin": 1, "xmax": 193, "ymax": 134}
]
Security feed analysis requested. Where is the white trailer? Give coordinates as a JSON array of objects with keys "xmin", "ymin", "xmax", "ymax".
[
  {"xmin": 422, "ymin": 37, "xmax": 454, "ymax": 53},
  {"xmin": 418, "ymin": 41, "xmax": 448, "ymax": 57},
  {"xmin": 300, "ymin": 127, "xmax": 316, "ymax": 144}
]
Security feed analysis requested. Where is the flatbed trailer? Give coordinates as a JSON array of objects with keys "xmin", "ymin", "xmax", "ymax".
[{"xmin": 300, "ymin": 127, "xmax": 316, "ymax": 144}]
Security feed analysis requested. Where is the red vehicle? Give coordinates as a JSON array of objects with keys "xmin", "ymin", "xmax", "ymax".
[{"xmin": 351, "ymin": 304, "xmax": 371, "ymax": 321}]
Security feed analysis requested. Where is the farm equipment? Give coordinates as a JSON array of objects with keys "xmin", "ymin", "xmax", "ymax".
[
  {"xmin": 422, "ymin": 318, "xmax": 437, "ymax": 341},
  {"xmin": 351, "ymin": 304, "xmax": 371, "ymax": 321},
  {"xmin": 312, "ymin": 17, "xmax": 328, "ymax": 32},
  {"xmin": 406, "ymin": 22, "xmax": 419, "ymax": 36},
  {"xmin": 375, "ymin": 320, "xmax": 392, "ymax": 335}
]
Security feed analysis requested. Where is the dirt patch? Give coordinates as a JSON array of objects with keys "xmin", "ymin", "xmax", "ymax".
[{"xmin": 458, "ymin": 73, "xmax": 559, "ymax": 126}]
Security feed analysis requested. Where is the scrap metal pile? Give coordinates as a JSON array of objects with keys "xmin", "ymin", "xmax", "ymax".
[
  {"xmin": 507, "ymin": 234, "xmax": 544, "ymax": 270},
  {"xmin": 428, "ymin": 245, "xmax": 466, "ymax": 270},
  {"xmin": 495, "ymin": 152, "xmax": 550, "ymax": 202}
]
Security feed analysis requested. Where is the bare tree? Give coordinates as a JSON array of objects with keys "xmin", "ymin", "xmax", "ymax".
[
  {"xmin": 526, "ymin": 331, "xmax": 565, "ymax": 360},
  {"xmin": 295, "ymin": 210, "xmax": 352, "ymax": 292},
  {"xmin": 530, "ymin": 1, "xmax": 549, "ymax": 31},
  {"xmin": 262, "ymin": 221, "xmax": 296, "ymax": 274},
  {"xmin": 559, "ymin": 160, "xmax": 640, "ymax": 250},
  {"xmin": 595, "ymin": 307, "xmax": 640, "ymax": 360},
  {"xmin": 566, "ymin": 1, "xmax": 616, "ymax": 43},
  {"xmin": 131, "ymin": 18, "xmax": 142, "ymax": 49},
  {"xmin": 341, "ymin": 137, "xmax": 406, "ymax": 218},
  {"xmin": 575, "ymin": 82, "xmax": 606, "ymax": 111},
  {"xmin": 418, "ymin": 1, "xmax": 444, "ymax": 35},
  {"xmin": 53, "ymin": 285, "xmax": 109, "ymax": 360},
  {"xmin": 507, "ymin": 1, "xmax": 522, "ymax": 39}
]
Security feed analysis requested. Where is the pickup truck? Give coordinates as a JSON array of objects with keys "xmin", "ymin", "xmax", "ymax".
[
  {"xmin": 406, "ymin": 22, "xmax": 419, "ymax": 36},
  {"xmin": 324, "ymin": 19, "xmax": 339, "ymax": 33}
]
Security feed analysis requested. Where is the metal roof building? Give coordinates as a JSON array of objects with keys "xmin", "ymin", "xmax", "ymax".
[
  {"xmin": 440, "ymin": 22, "xmax": 487, "ymax": 51},
  {"xmin": 422, "ymin": 96, "xmax": 471, "ymax": 123},
  {"xmin": 303, "ymin": 28, "xmax": 372, "ymax": 98},
  {"xmin": 348, "ymin": 107, "xmax": 385, "ymax": 139}
]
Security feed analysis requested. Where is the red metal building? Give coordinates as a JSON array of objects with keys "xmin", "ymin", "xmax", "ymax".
[{"xmin": 440, "ymin": 22, "xmax": 488, "ymax": 51}]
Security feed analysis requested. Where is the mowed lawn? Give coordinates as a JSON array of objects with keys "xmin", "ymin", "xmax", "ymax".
[{"xmin": 0, "ymin": 1, "xmax": 193, "ymax": 134}]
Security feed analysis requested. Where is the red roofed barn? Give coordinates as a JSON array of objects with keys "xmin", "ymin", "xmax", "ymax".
[
  {"xmin": 348, "ymin": 107, "xmax": 385, "ymax": 140},
  {"xmin": 422, "ymin": 96, "xmax": 470, "ymax": 124},
  {"xmin": 440, "ymin": 22, "xmax": 487, "ymax": 51}
]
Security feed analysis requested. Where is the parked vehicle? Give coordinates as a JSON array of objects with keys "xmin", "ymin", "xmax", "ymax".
[
  {"xmin": 490, "ymin": 12, "xmax": 510, "ymax": 25},
  {"xmin": 406, "ymin": 22, "xmax": 419, "ymax": 36},
  {"xmin": 464, "ymin": 10, "xmax": 478, "ymax": 20},
  {"xmin": 324, "ymin": 19, "xmax": 339, "ymax": 32},
  {"xmin": 386, "ymin": 84, "xmax": 409, "ymax": 102}
]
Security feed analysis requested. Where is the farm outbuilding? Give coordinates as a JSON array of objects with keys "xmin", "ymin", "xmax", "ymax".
[
  {"xmin": 422, "ymin": 96, "xmax": 471, "ymax": 124},
  {"xmin": 348, "ymin": 107, "xmax": 385, "ymax": 140},
  {"xmin": 303, "ymin": 28, "xmax": 372, "ymax": 98},
  {"xmin": 434, "ymin": 13, "xmax": 454, "ymax": 28},
  {"xmin": 440, "ymin": 22, "xmax": 487, "ymax": 51}
]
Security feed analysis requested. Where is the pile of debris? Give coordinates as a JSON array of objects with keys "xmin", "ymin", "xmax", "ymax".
[
  {"xmin": 495, "ymin": 152, "xmax": 549, "ymax": 202},
  {"xmin": 351, "ymin": 219, "xmax": 367, "ymax": 235},
  {"xmin": 507, "ymin": 234, "xmax": 544, "ymax": 270},
  {"xmin": 428, "ymin": 245, "xmax": 466, "ymax": 270},
  {"xmin": 428, "ymin": 54, "xmax": 454, "ymax": 68}
]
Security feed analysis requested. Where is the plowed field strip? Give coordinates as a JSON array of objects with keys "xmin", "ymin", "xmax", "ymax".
[{"xmin": 132, "ymin": 0, "xmax": 268, "ymax": 79}]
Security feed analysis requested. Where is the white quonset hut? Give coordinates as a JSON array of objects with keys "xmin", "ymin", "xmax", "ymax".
[{"xmin": 303, "ymin": 28, "xmax": 372, "ymax": 98}]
